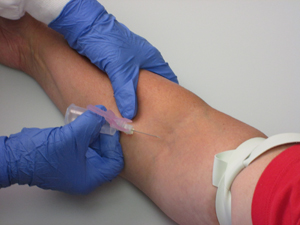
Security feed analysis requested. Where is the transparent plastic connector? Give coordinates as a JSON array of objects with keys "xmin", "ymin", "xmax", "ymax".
[{"xmin": 64, "ymin": 104, "xmax": 117, "ymax": 135}]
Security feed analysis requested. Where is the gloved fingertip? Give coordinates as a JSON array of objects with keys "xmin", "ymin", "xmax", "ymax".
[
  {"xmin": 83, "ymin": 110, "xmax": 106, "ymax": 126},
  {"xmin": 119, "ymin": 106, "xmax": 136, "ymax": 120},
  {"xmin": 171, "ymin": 76, "xmax": 179, "ymax": 84},
  {"xmin": 95, "ymin": 105, "xmax": 107, "ymax": 111}
]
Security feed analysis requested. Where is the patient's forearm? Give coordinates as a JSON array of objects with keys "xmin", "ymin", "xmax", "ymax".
[
  {"xmin": 25, "ymin": 25, "xmax": 265, "ymax": 224},
  {"xmin": 2, "ymin": 14, "xmax": 271, "ymax": 225}
]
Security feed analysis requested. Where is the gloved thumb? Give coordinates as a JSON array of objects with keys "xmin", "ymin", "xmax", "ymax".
[
  {"xmin": 113, "ymin": 79, "xmax": 137, "ymax": 120},
  {"xmin": 69, "ymin": 105, "xmax": 106, "ymax": 146}
]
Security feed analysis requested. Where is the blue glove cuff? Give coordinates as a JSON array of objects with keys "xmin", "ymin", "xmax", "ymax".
[
  {"xmin": 0, "ymin": 136, "xmax": 10, "ymax": 188},
  {"xmin": 1, "ymin": 131, "xmax": 38, "ymax": 187},
  {"xmin": 49, "ymin": 0, "xmax": 108, "ymax": 47},
  {"xmin": 2, "ymin": 128, "xmax": 51, "ymax": 187}
]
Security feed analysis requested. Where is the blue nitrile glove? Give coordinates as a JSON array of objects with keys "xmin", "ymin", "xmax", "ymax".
[
  {"xmin": 49, "ymin": 0, "xmax": 178, "ymax": 119},
  {"xmin": 0, "ymin": 105, "xmax": 124, "ymax": 194}
]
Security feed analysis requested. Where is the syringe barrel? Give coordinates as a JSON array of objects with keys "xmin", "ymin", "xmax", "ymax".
[{"xmin": 64, "ymin": 104, "xmax": 116, "ymax": 135}]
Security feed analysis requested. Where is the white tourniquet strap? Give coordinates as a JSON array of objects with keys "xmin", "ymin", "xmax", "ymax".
[{"xmin": 212, "ymin": 133, "xmax": 300, "ymax": 225}]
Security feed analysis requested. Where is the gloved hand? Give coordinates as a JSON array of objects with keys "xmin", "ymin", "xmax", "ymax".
[
  {"xmin": 0, "ymin": 105, "xmax": 124, "ymax": 194},
  {"xmin": 49, "ymin": 0, "xmax": 178, "ymax": 119}
]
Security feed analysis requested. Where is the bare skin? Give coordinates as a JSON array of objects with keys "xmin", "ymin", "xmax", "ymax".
[{"xmin": 0, "ymin": 14, "xmax": 293, "ymax": 224}]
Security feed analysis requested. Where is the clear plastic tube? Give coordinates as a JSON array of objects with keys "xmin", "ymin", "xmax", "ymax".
[{"xmin": 64, "ymin": 104, "xmax": 117, "ymax": 135}]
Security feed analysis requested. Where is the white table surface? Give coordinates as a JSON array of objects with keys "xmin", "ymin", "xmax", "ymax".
[{"xmin": 1, "ymin": 1, "xmax": 300, "ymax": 224}]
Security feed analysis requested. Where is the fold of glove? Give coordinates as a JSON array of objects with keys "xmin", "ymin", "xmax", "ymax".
[
  {"xmin": 0, "ymin": 105, "xmax": 124, "ymax": 194},
  {"xmin": 49, "ymin": 0, "xmax": 178, "ymax": 119}
]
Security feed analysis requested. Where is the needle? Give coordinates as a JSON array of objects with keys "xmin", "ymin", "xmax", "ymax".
[{"xmin": 132, "ymin": 129, "xmax": 161, "ymax": 139}]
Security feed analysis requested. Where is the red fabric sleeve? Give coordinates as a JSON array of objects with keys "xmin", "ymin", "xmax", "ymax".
[{"xmin": 252, "ymin": 144, "xmax": 300, "ymax": 225}]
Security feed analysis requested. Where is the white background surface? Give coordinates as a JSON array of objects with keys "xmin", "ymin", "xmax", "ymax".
[{"xmin": 0, "ymin": 1, "xmax": 300, "ymax": 224}]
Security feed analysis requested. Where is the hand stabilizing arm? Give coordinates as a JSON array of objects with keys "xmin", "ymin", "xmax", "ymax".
[
  {"xmin": 0, "ymin": 0, "xmax": 178, "ymax": 119},
  {"xmin": 0, "ymin": 106, "xmax": 124, "ymax": 194},
  {"xmin": 49, "ymin": 0, "xmax": 178, "ymax": 119}
]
